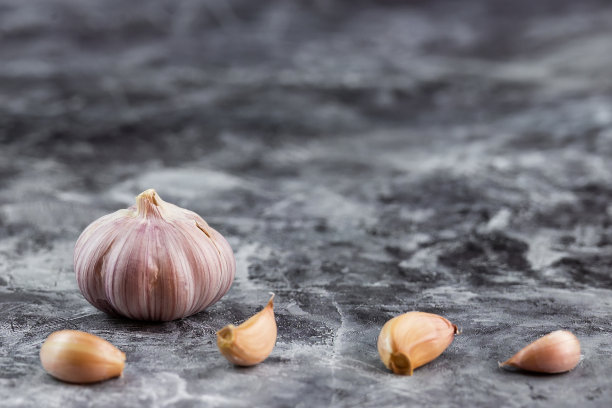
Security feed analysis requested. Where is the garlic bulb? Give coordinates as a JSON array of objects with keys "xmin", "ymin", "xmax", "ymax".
[
  {"xmin": 40, "ymin": 330, "xmax": 125, "ymax": 384},
  {"xmin": 377, "ymin": 311, "xmax": 458, "ymax": 375},
  {"xmin": 500, "ymin": 330, "xmax": 581, "ymax": 373},
  {"xmin": 74, "ymin": 189, "xmax": 235, "ymax": 321},
  {"xmin": 217, "ymin": 294, "xmax": 277, "ymax": 366}
]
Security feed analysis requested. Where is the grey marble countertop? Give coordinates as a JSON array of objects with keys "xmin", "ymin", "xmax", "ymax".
[{"xmin": 1, "ymin": 0, "xmax": 611, "ymax": 407}]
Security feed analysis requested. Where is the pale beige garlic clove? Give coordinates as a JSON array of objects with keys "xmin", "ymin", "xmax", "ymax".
[
  {"xmin": 216, "ymin": 294, "xmax": 277, "ymax": 366},
  {"xmin": 40, "ymin": 330, "xmax": 126, "ymax": 384},
  {"xmin": 500, "ymin": 330, "xmax": 581, "ymax": 374},
  {"xmin": 377, "ymin": 311, "xmax": 458, "ymax": 375}
]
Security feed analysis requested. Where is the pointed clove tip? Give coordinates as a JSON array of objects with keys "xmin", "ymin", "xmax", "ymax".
[
  {"xmin": 498, "ymin": 359, "xmax": 520, "ymax": 372},
  {"xmin": 267, "ymin": 293, "xmax": 275, "ymax": 308}
]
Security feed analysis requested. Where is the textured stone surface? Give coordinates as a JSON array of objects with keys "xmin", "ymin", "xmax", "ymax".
[{"xmin": 1, "ymin": 0, "xmax": 612, "ymax": 406}]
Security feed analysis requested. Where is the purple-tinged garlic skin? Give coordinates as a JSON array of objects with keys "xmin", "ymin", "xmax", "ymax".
[
  {"xmin": 74, "ymin": 189, "xmax": 235, "ymax": 321},
  {"xmin": 500, "ymin": 330, "xmax": 581, "ymax": 374}
]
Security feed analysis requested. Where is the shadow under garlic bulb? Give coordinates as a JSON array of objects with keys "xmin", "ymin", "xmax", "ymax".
[{"xmin": 74, "ymin": 189, "xmax": 235, "ymax": 321}]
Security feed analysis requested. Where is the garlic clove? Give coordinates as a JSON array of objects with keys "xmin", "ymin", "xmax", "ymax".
[
  {"xmin": 500, "ymin": 330, "xmax": 581, "ymax": 374},
  {"xmin": 377, "ymin": 311, "xmax": 458, "ymax": 375},
  {"xmin": 217, "ymin": 294, "xmax": 277, "ymax": 366},
  {"xmin": 40, "ymin": 330, "xmax": 126, "ymax": 384},
  {"xmin": 74, "ymin": 189, "xmax": 236, "ymax": 321}
]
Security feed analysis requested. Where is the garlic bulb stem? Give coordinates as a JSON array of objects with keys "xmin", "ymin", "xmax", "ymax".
[{"xmin": 136, "ymin": 189, "xmax": 164, "ymax": 217}]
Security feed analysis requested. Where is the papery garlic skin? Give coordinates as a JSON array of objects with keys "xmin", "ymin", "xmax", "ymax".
[
  {"xmin": 40, "ymin": 330, "xmax": 125, "ymax": 384},
  {"xmin": 377, "ymin": 311, "xmax": 458, "ymax": 375},
  {"xmin": 217, "ymin": 294, "xmax": 277, "ymax": 366},
  {"xmin": 500, "ymin": 330, "xmax": 581, "ymax": 373},
  {"xmin": 74, "ymin": 189, "xmax": 235, "ymax": 321}
]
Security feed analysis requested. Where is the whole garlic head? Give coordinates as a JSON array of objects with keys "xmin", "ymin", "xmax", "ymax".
[{"xmin": 74, "ymin": 189, "xmax": 235, "ymax": 321}]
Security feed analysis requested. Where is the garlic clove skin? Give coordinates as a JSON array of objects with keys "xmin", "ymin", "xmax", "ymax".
[
  {"xmin": 217, "ymin": 294, "xmax": 277, "ymax": 366},
  {"xmin": 74, "ymin": 189, "xmax": 236, "ymax": 321},
  {"xmin": 40, "ymin": 330, "xmax": 126, "ymax": 384},
  {"xmin": 377, "ymin": 311, "xmax": 458, "ymax": 375},
  {"xmin": 500, "ymin": 330, "xmax": 581, "ymax": 374}
]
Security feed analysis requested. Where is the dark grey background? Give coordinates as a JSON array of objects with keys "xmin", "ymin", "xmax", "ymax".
[{"xmin": 1, "ymin": 0, "xmax": 611, "ymax": 407}]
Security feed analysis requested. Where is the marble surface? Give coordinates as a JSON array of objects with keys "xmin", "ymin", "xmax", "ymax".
[{"xmin": 1, "ymin": 0, "xmax": 612, "ymax": 406}]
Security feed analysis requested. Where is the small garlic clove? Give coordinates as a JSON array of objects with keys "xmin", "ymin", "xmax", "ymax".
[
  {"xmin": 377, "ymin": 311, "xmax": 458, "ymax": 375},
  {"xmin": 40, "ymin": 330, "xmax": 126, "ymax": 384},
  {"xmin": 216, "ymin": 294, "xmax": 277, "ymax": 366},
  {"xmin": 500, "ymin": 330, "xmax": 581, "ymax": 374}
]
